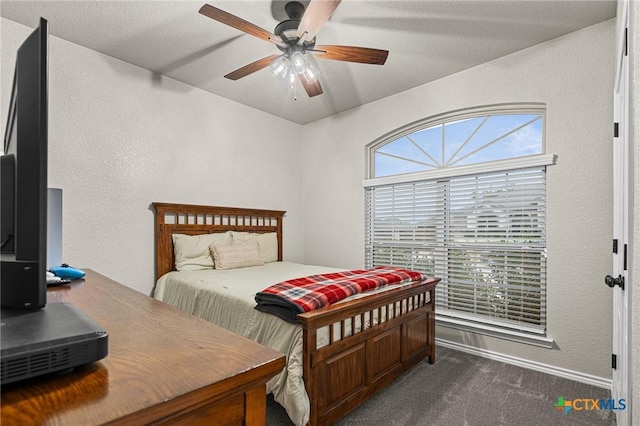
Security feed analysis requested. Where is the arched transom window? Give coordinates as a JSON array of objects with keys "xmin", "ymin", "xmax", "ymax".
[{"xmin": 371, "ymin": 105, "xmax": 545, "ymax": 179}]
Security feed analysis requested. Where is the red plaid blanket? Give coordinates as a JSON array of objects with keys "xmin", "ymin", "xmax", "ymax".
[{"xmin": 254, "ymin": 266, "xmax": 425, "ymax": 323}]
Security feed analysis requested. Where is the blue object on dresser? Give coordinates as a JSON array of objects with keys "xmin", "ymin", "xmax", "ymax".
[{"xmin": 50, "ymin": 264, "xmax": 85, "ymax": 279}]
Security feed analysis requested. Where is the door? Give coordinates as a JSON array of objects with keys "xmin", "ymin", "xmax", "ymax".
[{"xmin": 609, "ymin": 1, "xmax": 631, "ymax": 424}]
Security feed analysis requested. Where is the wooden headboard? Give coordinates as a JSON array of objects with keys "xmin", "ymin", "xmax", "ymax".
[{"xmin": 152, "ymin": 203, "xmax": 286, "ymax": 280}]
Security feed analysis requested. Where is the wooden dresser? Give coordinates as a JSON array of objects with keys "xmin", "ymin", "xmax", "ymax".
[{"xmin": 0, "ymin": 270, "xmax": 285, "ymax": 425}]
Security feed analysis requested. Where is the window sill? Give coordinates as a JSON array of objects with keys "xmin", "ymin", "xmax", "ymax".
[{"xmin": 436, "ymin": 316, "xmax": 555, "ymax": 348}]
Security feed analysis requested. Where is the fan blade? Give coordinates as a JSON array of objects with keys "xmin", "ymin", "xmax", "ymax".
[
  {"xmin": 296, "ymin": 0, "xmax": 342, "ymax": 43},
  {"xmin": 199, "ymin": 4, "xmax": 283, "ymax": 46},
  {"xmin": 300, "ymin": 75, "xmax": 323, "ymax": 97},
  {"xmin": 224, "ymin": 54, "xmax": 280, "ymax": 80},
  {"xmin": 314, "ymin": 45, "xmax": 389, "ymax": 65}
]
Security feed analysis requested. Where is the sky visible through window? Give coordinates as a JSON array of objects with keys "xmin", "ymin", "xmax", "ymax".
[{"xmin": 374, "ymin": 113, "xmax": 543, "ymax": 178}]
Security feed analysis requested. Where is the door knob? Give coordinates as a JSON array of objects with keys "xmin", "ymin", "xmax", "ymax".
[{"xmin": 605, "ymin": 274, "xmax": 625, "ymax": 290}]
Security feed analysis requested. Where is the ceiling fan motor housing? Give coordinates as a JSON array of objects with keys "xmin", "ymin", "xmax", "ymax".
[
  {"xmin": 274, "ymin": 1, "xmax": 316, "ymax": 50},
  {"xmin": 284, "ymin": 1, "xmax": 305, "ymax": 19}
]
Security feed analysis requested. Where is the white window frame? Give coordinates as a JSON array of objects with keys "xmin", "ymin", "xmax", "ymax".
[{"xmin": 364, "ymin": 104, "xmax": 556, "ymax": 347}]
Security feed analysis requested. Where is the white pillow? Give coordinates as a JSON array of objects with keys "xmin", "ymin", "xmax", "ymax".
[
  {"xmin": 230, "ymin": 231, "xmax": 278, "ymax": 263},
  {"xmin": 172, "ymin": 232, "xmax": 231, "ymax": 271},
  {"xmin": 210, "ymin": 240, "xmax": 264, "ymax": 270}
]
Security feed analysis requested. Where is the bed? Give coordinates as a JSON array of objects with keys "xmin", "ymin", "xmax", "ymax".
[{"xmin": 152, "ymin": 202, "xmax": 439, "ymax": 426}]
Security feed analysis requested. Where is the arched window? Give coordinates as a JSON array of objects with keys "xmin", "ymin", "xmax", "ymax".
[{"xmin": 364, "ymin": 104, "xmax": 556, "ymax": 346}]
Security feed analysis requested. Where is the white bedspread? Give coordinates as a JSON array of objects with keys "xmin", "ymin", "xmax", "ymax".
[{"xmin": 153, "ymin": 262, "xmax": 344, "ymax": 426}]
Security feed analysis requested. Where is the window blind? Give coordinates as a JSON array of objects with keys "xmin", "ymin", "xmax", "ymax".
[{"xmin": 365, "ymin": 167, "xmax": 547, "ymax": 335}]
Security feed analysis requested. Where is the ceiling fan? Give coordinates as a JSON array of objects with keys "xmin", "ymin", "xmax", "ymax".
[{"xmin": 199, "ymin": 1, "xmax": 389, "ymax": 98}]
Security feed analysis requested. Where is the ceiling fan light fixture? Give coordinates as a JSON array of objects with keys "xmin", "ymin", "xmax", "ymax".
[
  {"xmin": 270, "ymin": 55, "xmax": 290, "ymax": 79},
  {"xmin": 301, "ymin": 61, "xmax": 319, "ymax": 84},
  {"xmin": 287, "ymin": 69, "xmax": 298, "ymax": 88},
  {"xmin": 290, "ymin": 51, "xmax": 306, "ymax": 72},
  {"xmin": 271, "ymin": 50, "xmax": 318, "ymax": 87}
]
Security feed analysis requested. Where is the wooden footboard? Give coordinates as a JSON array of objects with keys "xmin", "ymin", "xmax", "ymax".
[
  {"xmin": 152, "ymin": 202, "xmax": 440, "ymax": 426},
  {"xmin": 298, "ymin": 278, "xmax": 439, "ymax": 426}
]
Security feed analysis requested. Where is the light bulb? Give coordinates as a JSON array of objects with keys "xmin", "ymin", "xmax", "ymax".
[
  {"xmin": 302, "ymin": 62, "xmax": 319, "ymax": 84},
  {"xmin": 288, "ymin": 70, "xmax": 297, "ymax": 89},
  {"xmin": 290, "ymin": 51, "xmax": 306, "ymax": 73}
]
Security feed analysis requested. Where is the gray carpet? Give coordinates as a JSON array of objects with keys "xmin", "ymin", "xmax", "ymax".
[{"xmin": 266, "ymin": 346, "xmax": 616, "ymax": 426}]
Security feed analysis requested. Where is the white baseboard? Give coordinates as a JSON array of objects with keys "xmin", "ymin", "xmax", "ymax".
[{"xmin": 436, "ymin": 338, "xmax": 612, "ymax": 390}]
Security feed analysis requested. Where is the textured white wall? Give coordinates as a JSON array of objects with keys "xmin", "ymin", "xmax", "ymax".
[
  {"xmin": 302, "ymin": 20, "xmax": 616, "ymax": 379},
  {"xmin": 1, "ymin": 18, "xmax": 305, "ymax": 295}
]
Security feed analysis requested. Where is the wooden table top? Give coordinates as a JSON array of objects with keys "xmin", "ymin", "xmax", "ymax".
[{"xmin": 0, "ymin": 270, "xmax": 285, "ymax": 425}]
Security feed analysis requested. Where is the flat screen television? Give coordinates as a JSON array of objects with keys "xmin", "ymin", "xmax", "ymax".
[
  {"xmin": 1, "ymin": 18, "xmax": 108, "ymax": 385},
  {"xmin": 1, "ymin": 17, "xmax": 48, "ymax": 310}
]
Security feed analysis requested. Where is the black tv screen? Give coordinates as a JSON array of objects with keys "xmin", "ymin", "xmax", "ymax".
[{"xmin": 1, "ymin": 18, "xmax": 48, "ymax": 310}]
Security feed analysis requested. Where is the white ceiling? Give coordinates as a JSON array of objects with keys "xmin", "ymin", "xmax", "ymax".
[{"xmin": 1, "ymin": 0, "xmax": 616, "ymax": 124}]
